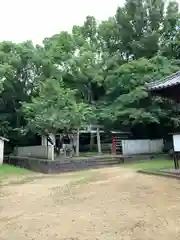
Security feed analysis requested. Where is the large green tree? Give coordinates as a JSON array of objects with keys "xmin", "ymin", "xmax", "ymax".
[
  {"xmin": 100, "ymin": 56, "xmax": 180, "ymax": 130},
  {"xmin": 0, "ymin": 41, "xmax": 41, "ymax": 138},
  {"xmin": 22, "ymin": 78, "xmax": 95, "ymax": 135},
  {"xmin": 1, "ymin": 0, "xmax": 180, "ymax": 144}
]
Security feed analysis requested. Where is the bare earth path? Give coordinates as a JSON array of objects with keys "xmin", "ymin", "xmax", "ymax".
[{"xmin": 1, "ymin": 167, "xmax": 180, "ymax": 240}]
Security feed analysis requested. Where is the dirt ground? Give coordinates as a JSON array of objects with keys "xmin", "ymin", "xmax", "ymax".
[{"xmin": 1, "ymin": 167, "xmax": 180, "ymax": 240}]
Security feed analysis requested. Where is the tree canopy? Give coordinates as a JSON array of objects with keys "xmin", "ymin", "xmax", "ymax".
[
  {"xmin": 22, "ymin": 78, "xmax": 95, "ymax": 134},
  {"xmin": 1, "ymin": 0, "xmax": 180, "ymax": 142}
]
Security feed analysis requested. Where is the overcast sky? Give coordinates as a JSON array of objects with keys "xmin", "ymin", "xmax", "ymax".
[{"xmin": 0, "ymin": 0, "xmax": 124, "ymax": 44}]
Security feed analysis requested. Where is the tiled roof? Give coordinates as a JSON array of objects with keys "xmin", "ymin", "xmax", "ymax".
[{"xmin": 147, "ymin": 71, "xmax": 180, "ymax": 90}]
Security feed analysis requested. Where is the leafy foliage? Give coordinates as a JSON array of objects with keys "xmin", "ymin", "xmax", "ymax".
[
  {"xmin": 1, "ymin": 0, "xmax": 180, "ymax": 141},
  {"xmin": 101, "ymin": 56, "xmax": 179, "ymax": 125},
  {"xmin": 22, "ymin": 79, "xmax": 95, "ymax": 134}
]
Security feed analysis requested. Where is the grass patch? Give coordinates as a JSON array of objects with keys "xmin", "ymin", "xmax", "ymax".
[
  {"xmin": 0, "ymin": 164, "xmax": 32, "ymax": 185},
  {"xmin": 123, "ymin": 159, "xmax": 174, "ymax": 171},
  {"xmin": 0, "ymin": 164, "xmax": 30, "ymax": 176}
]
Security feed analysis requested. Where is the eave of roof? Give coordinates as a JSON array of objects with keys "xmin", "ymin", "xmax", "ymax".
[
  {"xmin": 146, "ymin": 71, "xmax": 180, "ymax": 91},
  {"xmin": 0, "ymin": 136, "xmax": 9, "ymax": 142}
]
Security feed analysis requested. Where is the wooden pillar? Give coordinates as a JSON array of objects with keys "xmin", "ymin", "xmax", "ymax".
[
  {"xmin": 97, "ymin": 128, "xmax": 101, "ymax": 154},
  {"xmin": 90, "ymin": 133, "xmax": 94, "ymax": 151},
  {"xmin": 41, "ymin": 136, "xmax": 47, "ymax": 146},
  {"xmin": 76, "ymin": 128, "xmax": 80, "ymax": 156},
  {"xmin": 0, "ymin": 139, "xmax": 4, "ymax": 165},
  {"xmin": 112, "ymin": 136, "xmax": 116, "ymax": 154}
]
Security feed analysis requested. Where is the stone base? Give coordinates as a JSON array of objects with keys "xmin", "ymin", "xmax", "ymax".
[
  {"xmin": 138, "ymin": 169, "xmax": 180, "ymax": 180},
  {"xmin": 6, "ymin": 156, "xmax": 124, "ymax": 174},
  {"xmin": 161, "ymin": 168, "xmax": 180, "ymax": 175}
]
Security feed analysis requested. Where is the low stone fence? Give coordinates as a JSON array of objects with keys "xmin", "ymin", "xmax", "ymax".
[
  {"xmin": 7, "ymin": 155, "xmax": 124, "ymax": 174},
  {"xmin": 122, "ymin": 139, "xmax": 164, "ymax": 155},
  {"xmin": 15, "ymin": 145, "xmax": 54, "ymax": 160}
]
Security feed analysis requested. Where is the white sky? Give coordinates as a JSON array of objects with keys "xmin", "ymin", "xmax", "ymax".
[{"xmin": 0, "ymin": 0, "xmax": 124, "ymax": 44}]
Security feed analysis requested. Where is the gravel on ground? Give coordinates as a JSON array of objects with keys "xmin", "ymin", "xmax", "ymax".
[{"xmin": 1, "ymin": 167, "xmax": 180, "ymax": 240}]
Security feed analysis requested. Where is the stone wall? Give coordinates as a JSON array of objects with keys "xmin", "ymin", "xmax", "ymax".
[
  {"xmin": 15, "ymin": 145, "xmax": 54, "ymax": 160},
  {"xmin": 7, "ymin": 156, "xmax": 123, "ymax": 174},
  {"xmin": 122, "ymin": 139, "xmax": 164, "ymax": 155}
]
